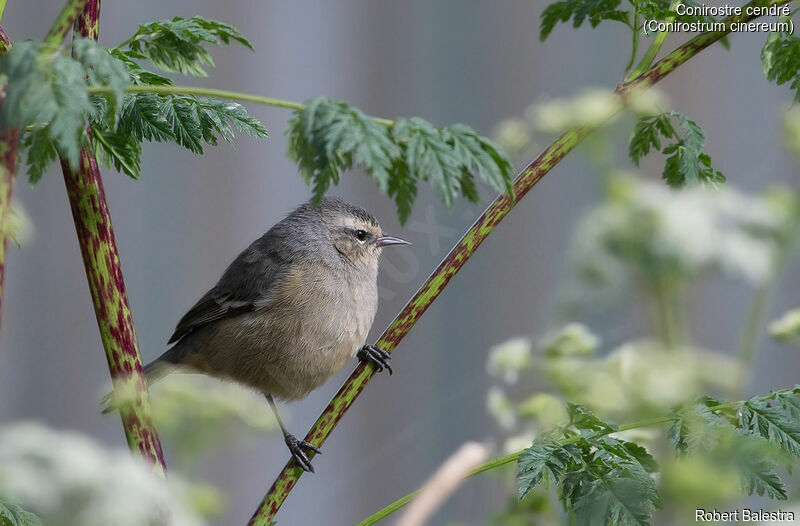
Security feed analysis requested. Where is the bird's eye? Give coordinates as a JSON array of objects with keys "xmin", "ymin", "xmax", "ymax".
[{"xmin": 355, "ymin": 229, "xmax": 368, "ymax": 242}]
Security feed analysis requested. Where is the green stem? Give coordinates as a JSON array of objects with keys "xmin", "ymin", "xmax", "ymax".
[
  {"xmin": 652, "ymin": 275, "xmax": 679, "ymax": 347},
  {"xmin": 88, "ymin": 85, "xmax": 396, "ymax": 126},
  {"xmin": 625, "ymin": 2, "xmax": 641, "ymax": 74},
  {"xmin": 734, "ymin": 204, "xmax": 800, "ymax": 397},
  {"xmin": 627, "ymin": 0, "xmax": 679, "ymax": 80},
  {"xmin": 61, "ymin": 0, "xmax": 167, "ymax": 476},
  {"xmin": 43, "ymin": 0, "xmax": 88, "ymax": 46},
  {"xmin": 0, "ymin": 0, "xmax": 7, "ymax": 26},
  {"xmin": 247, "ymin": 2, "xmax": 792, "ymax": 524}
]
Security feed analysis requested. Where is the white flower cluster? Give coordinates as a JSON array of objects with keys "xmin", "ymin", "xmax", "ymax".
[
  {"xmin": 544, "ymin": 339, "xmax": 739, "ymax": 414},
  {"xmin": 572, "ymin": 177, "xmax": 790, "ymax": 288},
  {"xmin": 770, "ymin": 308, "xmax": 800, "ymax": 346},
  {"xmin": 492, "ymin": 87, "xmax": 666, "ymax": 154},
  {"xmin": 486, "ymin": 337, "xmax": 532, "ymax": 384},
  {"xmin": 0, "ymin": 423, "xmax": 207, "ymax": 526},
  {"xmin": 538, "ymin": 323, "xmax": 599, "ymax": 358}
]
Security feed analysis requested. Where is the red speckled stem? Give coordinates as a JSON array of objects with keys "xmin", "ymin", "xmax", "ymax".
[
  {"xmin": 0, "ymin": 127, "xmax": 17, "ymax": 334},
  {"xmin": 59, "ymin": 0, "xmax": 166, "ymax": 475},
  {"xmin": 247, "ymin": 1, "xmax": 790, "ymax": 524},
  {"xmin": 0, "ymin": 26, "xmax": 16, "ymax": 335},
  {"xmin": 44, "ymin": 0, "xmax": 89, "ymax": 47},
  {"xmin": 0, "ymin": 26, "xmax": 10, "ymax": 54}
]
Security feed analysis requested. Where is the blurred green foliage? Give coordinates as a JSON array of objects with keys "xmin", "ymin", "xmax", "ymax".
[
  {"xmin": 485, "ymin": 146, "xmax": 800, "ymax": 526},
  {"xmin": 0, "ymin": 499, "xmax": 42, "ymax": 526}
]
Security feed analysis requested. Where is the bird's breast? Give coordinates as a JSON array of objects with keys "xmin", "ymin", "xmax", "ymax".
[{"xmin": 256, "ymin": 262, "xmax": 378, "ymax": 398}]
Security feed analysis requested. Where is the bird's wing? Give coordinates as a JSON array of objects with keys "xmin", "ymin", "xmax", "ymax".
[
  {"xmin": 167, "ymin": 290, "xmax": 253, "ymax": 344},
  {"xmin": 167, "ymin": 235, "xmax": 290, "ymax": 344}
]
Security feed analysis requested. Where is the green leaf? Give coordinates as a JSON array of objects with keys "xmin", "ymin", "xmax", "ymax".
[
  {"xmin": 628, "ymin": 110, "xmax": 725, "ymax": 187},
  {"xmin": 560, "ymin": 435, "xmax": 659, "ymax": 526},
  {"xmin": 628, "ymin": 113, "xmax": 673, "ymax": 166},
  {"xmin": 672, "ymin": 112, "xmax": 705, "ymax": 184},
  {"xmin": 540, "ymin": 0, "xmax": 629, "ymax": 40},
  {"xmin": 0, "ymin": 41, "xmax": 92, "ymax": 170},
  {"xmin": 287, "ymin": 97, "xmax": 514, "ymax": 223},
  {"xmin": 388, "ymin": 162, "xmax": 418, "ymax": 225},
  {"xmin": 287, "ymin": 97, "xmax": 399, "ymax": 202},
  {"xmin": 667, "ymin": 414, "xmax": 688, "ymax": 452},
  {"xmin": 732, "ymin": 436, "xmax": 789, "ymax": 500},
  {"xmin": 0, "ymin": 39, "xmax": 138, "ymax": 182},
  {"xmin": 0, "ymin": 499, "xmax": 42, "ymax": 526},
  {"xmin": 773, "ymin": 387, "xmax": 800, "ymax": 419},
  {"xmin": 162, "ymin": 95, "xmax": 204, "ymax": 153},
  {"xmin": 620, "ymin": 441, "xmax": 659, "ymax": 473},
  {"xmin": 761, "ymin": 23, "xmax": 800, "ymax": 102},
  {"xmin": 117, "ymin": 16, "xmax": 253, "ymax": 77},
  {"xmin": 742, "ymin": 456, "xmax": 788, "ymax": 500},
  {"xmin": 517, "ymin": 438, "xmax": 581, "ymax": 498},
  {"xmin": 738, "ymin": 396, "xmax": 800, "ymax": 458},
  {"xmin": 110, "ymin": 49, "xmax": 174, "ymax": 86},
  {"xmin": 72, "ymin": 38, "xmax": 130, "ymax": 123},
  {"xmin": 567, "ymin": 404, "xmax": 617, "ymax": 433},
  {"xmin": 138, "ymin": 94, "xmax": 267, "ymax": 154},
  {"xmin": 394, "ymin": 118, "xmax": 461, "ymax": 207},
  {"xmin": 588, "ymin": 435, "xmax": 658, "ymax": 474},
  {"xmin": 443, "ymin": 124, "xmax": 515, "ymax": 200},
  {"xmin": 517, "ymin": 418, "xmax": 659, "ymax": 526},
  {"xmin": 92, "ymin": 127, "xmax": 142, "ymax": 179},
  {"xmin": 20, "ymin": 127, "xmax": 59, "ymax": 185},
  {"xmin": 570, "ymin": 465, "xmax": 658, "ymax": 526},
  {"xmin": 118, "ymin": 93, "xmax": 176, "ymax": 143},
  {"xmin": 196, "ymin": 97, "xmax": 269, "ymax": 141}
]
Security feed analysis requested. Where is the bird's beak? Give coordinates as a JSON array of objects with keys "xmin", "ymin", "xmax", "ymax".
[{"xmin": 375, "ymin": 234, "xmax": 411, "ymax": 247}]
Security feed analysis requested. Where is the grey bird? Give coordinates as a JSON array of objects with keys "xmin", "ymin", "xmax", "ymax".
[{"xmin": 129, "ymin": 197, "xmax": 409, "ymax": 472}]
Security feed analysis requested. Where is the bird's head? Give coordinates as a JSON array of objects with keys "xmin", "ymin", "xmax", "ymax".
[{"xmin": 313, "ymin": 197, "xmax": 410, "ymax": 267}]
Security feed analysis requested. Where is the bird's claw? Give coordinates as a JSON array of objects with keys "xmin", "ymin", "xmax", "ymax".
[
  {"xmin": 285, "ymin": 433, "xmax": 321, "ymax": 473},
  {"xmin": 358, "ymin": 344, "xmax": 393, "ymax": 375}
]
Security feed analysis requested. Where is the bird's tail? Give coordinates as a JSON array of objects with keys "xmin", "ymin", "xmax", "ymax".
[{"xmin": 100, "ymin": 344, "xmax": 186, "ymax": 414}]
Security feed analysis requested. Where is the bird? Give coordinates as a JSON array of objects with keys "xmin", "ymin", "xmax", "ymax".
[{"xmin": 110, "ymin": 197, "xmax": 410, "ymax": 472}]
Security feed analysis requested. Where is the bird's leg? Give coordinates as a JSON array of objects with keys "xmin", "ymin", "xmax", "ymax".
[
  {"xmin": 357, "ymin": 344, "xmax": 392, "ymax": 375},
  {"xmin": 266, "ymin": 394, "xmax": 321, "ymax": 473}
]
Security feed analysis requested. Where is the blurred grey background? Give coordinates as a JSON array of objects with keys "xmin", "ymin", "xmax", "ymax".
[{"xmin": 1, "ymin": 1, "xmax": 798, "ymax": 525}]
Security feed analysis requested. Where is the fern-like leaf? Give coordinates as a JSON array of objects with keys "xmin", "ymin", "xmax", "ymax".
[
  {"xmin": 540, "ymin": 0, "xmax": 629, "ymax": 41},
  {"xmin": 118, "ymin": 17, "xmax": 253, "ymax": 77},
  {"xmin": 739, "ymin": 397, "xmax": 800, "ymax": 458},
  {"xmin": 761, "ymin": 23, "xmax": 800, "ymax": 102},
  {"xmin": 628, "ymin": 110, "xmax": 724, "ymax": 187}
]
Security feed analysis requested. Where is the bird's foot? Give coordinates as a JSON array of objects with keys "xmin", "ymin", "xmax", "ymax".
[
  {"xmin": 358, "ymin": 344, "xmax": 392, "ymax": 375},
  {"xmin": 284, "ymin": 433, "xmax": 321, "ymax": 473}
]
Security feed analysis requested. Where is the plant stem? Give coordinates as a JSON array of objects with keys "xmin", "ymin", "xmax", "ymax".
[
  {"xmin": 43, "ymin": 0, "xmax": 88, "ymax": 47},
  {"xmin": 60, "ymin": 0, "xmax": 167, "ymax": 475},
  {"xmin": 246, "ymin": 2, "xmax": 791, "ymax": 523},
  {"xmin": 627, "ymin": 0, "xmax": 679, "ymax": 80},
  {"xmin": 734, "ymin": 203, "xmax": 800, "ymax": 397},
  {"xmin": 0, "ymin": 26, "xmax": 15, "ymax": 336},
  {"xmin": 0, "ymin": 0, "xmax": 7, "ymax": 27},
  {"xmin": 88, "ymin": 85, "xmax": 396, "ymax": 126},
  {"xmin": 625, "ymin": 1, "xmax": 641, "ymax": 74},
  {"xmin": 0, "ymin": 25, "xmax": 8, "ymax": 54}
]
